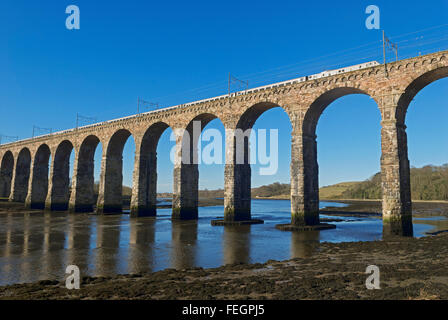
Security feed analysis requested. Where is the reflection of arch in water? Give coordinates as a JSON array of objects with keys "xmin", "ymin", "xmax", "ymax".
[
  {"xmin": 127, "ymin": 218, "xmax": 156, "ymax": 273},
  {"xmin": 94, "ymin": 216, "xmax": 121, "ymax": 277},
  {"xmin": 222, "ymin": 225, "xmax": 251, "ymax": 265},
  {"xmin": 65, "ymin": 214, "xmax": 92, "ymax": 271},
  {"xmin": 170, "ymin": 221, "xmax": 198, "ymax": 269},
  {"xmin": 40, "ymin": 212, "xmax": 66, "ymax": 281},
  {"xmin": 290, "ymin": 230, "xmax": 320, "ymax": 259}
]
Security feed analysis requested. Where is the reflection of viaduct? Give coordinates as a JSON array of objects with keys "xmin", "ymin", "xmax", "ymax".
[{"xmin": 0, "ymin": 50, "xmax": 447, "ymax": 237}]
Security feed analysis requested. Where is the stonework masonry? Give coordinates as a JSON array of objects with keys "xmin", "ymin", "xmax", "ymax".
[{"xmin": 1, "ymin": 50, "xmax": 447, "ymax": 237}]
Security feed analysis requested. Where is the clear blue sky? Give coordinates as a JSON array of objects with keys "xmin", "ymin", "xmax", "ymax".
[{"xmin": 1, "ymin": 0, "xmax": 447, "ymax": 192}]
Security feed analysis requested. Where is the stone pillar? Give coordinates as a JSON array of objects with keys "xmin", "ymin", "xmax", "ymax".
[
  {"xmin": 172, "ymin": 128, "xmax": 198, "ymax": 220},
  {"xmin": 9, "ymin": 152, "xmax": 31, "ymax": 203},
  {"xmin": 172, "ymin": 163, "xmax": 198, "ymax": 219},
  {"xmin": 290, "ymin": 130, "xmax": 320, "ymax": 225},
  {"xmin": 223, "ymin": 129, "xmax": 251, "ymax": 221},
  {"xmin": 130, "ymin": 149, "xmax": 157, "ymax": 217},
  {"xmin": 45, "ymin": 148, "xmax": 71, "ymax": 211},
  {"xmin": 96, "ymin": 148, "xmax": 123, "ymax": 214},
  {"xmin": 381, "ymin": 119, "xmax": 413, "ymax": 237},
  {"xmin": 25, "ymin": 150, "xmax": 50, "ymax": 209},
  {"xmin": 69, "ymin": 148, "xmax": 96, "ymax": 212}
]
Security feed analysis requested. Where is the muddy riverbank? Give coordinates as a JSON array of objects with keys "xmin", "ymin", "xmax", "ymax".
[{"xmin": 320, "ymin": 199, "xmax": 448, "ymax": 218}]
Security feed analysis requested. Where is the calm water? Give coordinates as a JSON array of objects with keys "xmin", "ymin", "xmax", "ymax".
[{"xmin": 0, "ymin": 199, "xmax": 443, "ymax": 286}]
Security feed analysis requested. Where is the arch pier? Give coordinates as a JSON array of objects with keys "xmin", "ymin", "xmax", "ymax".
[{"xmin": 0, "ymin": 50, "xmax": 446, "ymax": 237}]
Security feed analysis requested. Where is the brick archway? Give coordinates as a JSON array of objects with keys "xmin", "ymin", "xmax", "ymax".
[
  {"xmin": 0, "ymin": 151, "xmax": 14, "ymax": 198},
  {"xmin": 46, "ymin": 140, "xmax": 74, "ymax": 211},
  {"xmin": 131, "ymin": 121, "xmax": 172, "ymax": 217},
  {"xmin": 25, "ymin": 144, "xmax": 51, "ymax": 209},
  {"xmin": 10, "ymin": 148, "xmax": 31, "ymax": 202},
  {"xmin": 69, "ymin": 135, "xmax": 101, "ymax": 212},
  {"xmin": 97, "ymin": 129, "xmax": 134, "ymax": 214},
  {"xmin": 173, "ymin": 112, "xmax": 223, "ymax": 220}
]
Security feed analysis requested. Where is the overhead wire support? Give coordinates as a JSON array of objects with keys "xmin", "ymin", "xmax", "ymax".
[
  {"xmin": 76, "ymin": 113, "xmax": 97, "ymax": 129},
  {"xmin": 383, "ymin": 30, "xmax": 399, "ymax": 76},
  {"xmin": 0, "ymin": 135, "xmax": 19, "ymax": 145},
  {"xmin": 228, "ymin": 73, "xmax": 249, "ymax": 105},
  {"xmin": 32, "ymin": 126, "xmax": 52, "ymax": 138},
  {"xmin": 137, "ymin": 97, "xmax": 159, "ymax": 114}
]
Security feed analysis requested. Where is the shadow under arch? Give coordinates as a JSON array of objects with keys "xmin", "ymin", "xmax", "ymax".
[
  {"xmin": 0, "ymin": 151, "xmax": 14, "ymax": 198},
  {"xmin": 292, "ymin": 87, "xmax": 380, "ymax": 226},
  {"xmin": 396, "ymin": 66, "xmax": 448, "ymax": 125},
  {"xmin": 46, "ymin": 140, "xmax": 74, "ymax": 211},
  {"xmin": 97, "ymin": 129, "xmax": 134, "ymax": 214},
  {"xmin": 25, "ymin": 144, "xmax": 51, "ymax": 209},
  {"xmin": 131, "ymin": 121, "xmax": 172, "ymax": 217},
  {"xmin": 224, "ymin": 102, "xmax": 292, "ymax": 221},
  {"xmin": 10, "ymin": 148, "xmax": 31, "ymax": 202},
  {"xmin": 69, "ymin": 135, "xmax": 102, "ymax": 212},
  {"xmin": 173, "ymin": 112, "xmax": 223, "ymax": 220}
]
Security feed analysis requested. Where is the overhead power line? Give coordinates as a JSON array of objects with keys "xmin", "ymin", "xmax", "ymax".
[
  {"xmin": 145, "ymin": 23, "xmax": 448, "ymax": 107},
  {"xmin": 32, "ymin": 126, "xmax": 52, "ymax": 138},
  {"xmin": 137, "ymin": 97, "xmax": 159, "ymax": 114},
  {"xmin": 0, "ymin": 135, "xmax": 19, "ymax": 145},
  {"xmin": 76, "ymin": 113, "xmax": 97, "ymax": 129}
]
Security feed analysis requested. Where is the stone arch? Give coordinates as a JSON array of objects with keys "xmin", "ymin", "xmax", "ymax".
[
  {"xmin": 223, "ymin": 101, "xmax": 292, "ymax": 221},
  {"xmin": 97, "ymin": 129, "xmax": 134, "ymax": 213},
  {"xmin": 10, "ymin": 148, "xmax": 31, "ymax": 202},
  {"xmin": 381, "ymin": 64, "xmax": 448, "ymax": 236},
  {"xmin": 293, "ymin": 87, "xmax": 379, "ymax": 226},
  {"xmin": 396, "ymin": 66, "xmax": 448, "ymax": 125},
  {"xmin": 173, "ymin": 112, "xmax": 223, "ymax": 219},
  {"xmin": 46, "ymin": 140, "xmax": 74, "ymax": 210},
  {"xmin": 237, "ymin": 101, "xmax": 287, "ymax": 131},
  {"xmin": 25, "ymin": 144, "xmax": 51, "ymax": 209},
  {"xmin": 303, "ymin": 87, "xmax": 377, "ymax": 136},
  {"xmin": 0, "ymin": 151, "xmax": 14, "ymax": 198},
  {"xmin": 131, "ymin": 121, "xmax": 172, "ymax": 216},
  {"xmin": 181, "ymin": 113, "xmax": 220, "ymax": 164},
  {"xmin": 69, "ymin": 135, "xmax": 101, "ymax": 212}
]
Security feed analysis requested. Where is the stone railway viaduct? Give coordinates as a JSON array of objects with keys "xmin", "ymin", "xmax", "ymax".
[{"xmin": 0, "ymin": 50, "xmax": 447, "ymax": 237}]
